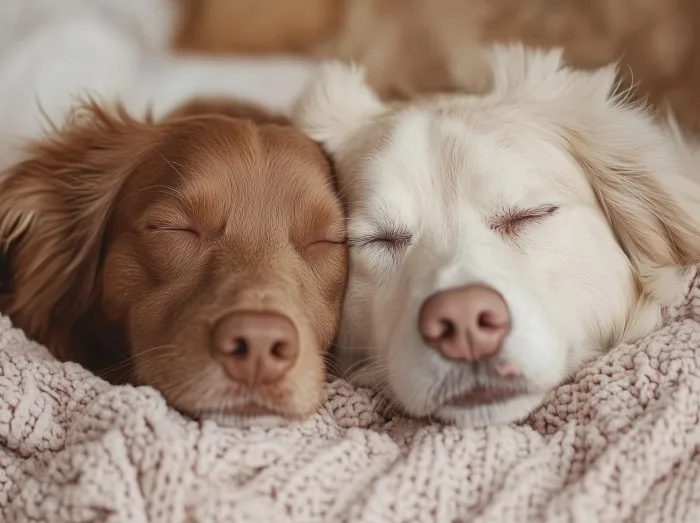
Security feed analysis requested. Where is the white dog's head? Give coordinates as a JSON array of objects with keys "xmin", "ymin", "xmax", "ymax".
[{"xmin": 294, "ymin": 45, "xmax": 700, "ymax": 427}]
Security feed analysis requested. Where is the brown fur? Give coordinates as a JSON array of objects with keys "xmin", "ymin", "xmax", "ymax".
[
  {"xmin": 0, "ymin": 98, "xmax": 348, "ymax": 419},
  {"xmin": 176, "ymin": 0, "xmax": 700, "ymax": 132}
]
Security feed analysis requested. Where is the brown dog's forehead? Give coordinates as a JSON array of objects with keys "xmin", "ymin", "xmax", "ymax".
[
  {"xmin": 119, "ymin": 116, "xmax": 342, "ymax": 233},
  {"xmin": 163, "ymin": 115, "xmax": 333, "ymax": 187}
]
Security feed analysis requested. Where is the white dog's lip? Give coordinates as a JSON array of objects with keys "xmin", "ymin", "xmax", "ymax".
[{"xmin": 442, "ymin": 386, "xmax": 527, "ymax": 408}]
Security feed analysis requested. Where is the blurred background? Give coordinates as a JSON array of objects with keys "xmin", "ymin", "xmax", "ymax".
[{"xmin": 175, "ymin": 0, "xmax": 700, "ymax": 131}]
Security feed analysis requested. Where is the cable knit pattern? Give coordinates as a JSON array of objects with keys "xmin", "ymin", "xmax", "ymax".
[{"xmin": 1, "ymin": 268, "xmax": 699, "ymax": 522}]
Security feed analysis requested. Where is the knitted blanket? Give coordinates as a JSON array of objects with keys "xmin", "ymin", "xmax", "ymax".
[{"xmin": 1, "ymin": 269, "xmax": 699, "ymax": 523}]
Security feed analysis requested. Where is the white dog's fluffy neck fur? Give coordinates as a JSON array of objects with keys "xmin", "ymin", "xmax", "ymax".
[{"xmin": 294, "ymin": 45, "xmax": 700, "ymax": 427}]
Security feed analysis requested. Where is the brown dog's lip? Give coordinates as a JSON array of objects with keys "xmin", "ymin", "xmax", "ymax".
[
  {"xmin": 226, "ymin": 403, "xmax": 280, "ymax": 417},
  {"xmin": 197, "ymin": 400, "xmax": 291, "ymax": 419}
]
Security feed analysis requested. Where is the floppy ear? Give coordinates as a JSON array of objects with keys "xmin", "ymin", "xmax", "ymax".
[
  {"xmin": 0, "ymin": 101, "xmax": 154, "ymax": 356},
  {"xmin": 292, "ymin": 61, "xmax": 386, "ymax": 154},
  {"xmin": 487, "ymin": 45, "xmax": 700, "ymax": 303},
  {"xmin": 565, "ymin": 120, "xmax": 700, "ymax": 303}
]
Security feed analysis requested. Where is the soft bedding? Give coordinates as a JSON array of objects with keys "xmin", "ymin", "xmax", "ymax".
[{"xmin": 0, "ymin": 268, "xmax": 699, "ymax": 522}]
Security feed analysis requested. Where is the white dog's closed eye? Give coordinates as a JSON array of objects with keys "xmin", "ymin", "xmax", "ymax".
[
  {"xmin": 347, "ymin": 227, "xmax": 413, "ymax": 281},
  {"xmin": 489, "ymin": 205, "xmax": 559, "ymax": 237},
  {"xmin": 295, "ymin": 45, "xmax": 700, "ymax": 427},
  {"xmin": 349, "ymin": 227, "xmax": 412, "ymax": 249}
]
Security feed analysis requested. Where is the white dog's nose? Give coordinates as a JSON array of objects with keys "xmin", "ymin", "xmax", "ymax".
[{"xmin": 419, "ymin": 285, "xmax": 511, "ymax": 362}]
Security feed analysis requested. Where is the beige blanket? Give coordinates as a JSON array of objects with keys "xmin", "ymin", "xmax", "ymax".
[{"xmin": 1, "ymin": 269, "xmax": 699, "ymax": 523}]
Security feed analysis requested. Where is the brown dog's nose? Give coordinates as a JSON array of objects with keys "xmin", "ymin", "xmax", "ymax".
[
  {"xmin": 419, "ymin": 285, "xmax": 511, "ymax": 362},
  {"xmin": 211, "ymin": 312, "xmax": 299, "ymax": 386}
]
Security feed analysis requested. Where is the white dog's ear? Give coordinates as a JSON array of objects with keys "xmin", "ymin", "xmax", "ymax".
[
  {"xmin": 491, "ymin": 45, "xmax": 700, "ymax": 302},
  {"xmin": 486, "ymin": 44, "xmax": 618, "ymax": 107},
  {"xmin": 293, "ymin": 61, "xmax": 385, "ymax": 154},
  {"xmin": 567, "ymin": 114, "xmax": 700, "ymax": 303},
  {"xmin": 488, "ymin": 45, "xmax": 700, "ymax": 302}
]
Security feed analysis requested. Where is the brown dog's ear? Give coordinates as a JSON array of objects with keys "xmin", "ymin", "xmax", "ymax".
[{"xmin": 0, "ymin": 100, "xmax": 155, "ymax": 356}]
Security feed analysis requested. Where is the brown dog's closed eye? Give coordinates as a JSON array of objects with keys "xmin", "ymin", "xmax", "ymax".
[{"xmin": 0, "ymin": 98, "xmax": 348, "ymax": 423}]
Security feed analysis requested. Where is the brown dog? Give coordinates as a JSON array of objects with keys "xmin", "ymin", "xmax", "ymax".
[{"xmin": 0, "ymin": 98, "xmax": 348, "ymax": 424}]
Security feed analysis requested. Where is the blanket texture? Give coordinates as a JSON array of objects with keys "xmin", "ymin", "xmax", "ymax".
[{"xmin": 1, "ymin": 269, "xmax": 699, "ymax": 523}]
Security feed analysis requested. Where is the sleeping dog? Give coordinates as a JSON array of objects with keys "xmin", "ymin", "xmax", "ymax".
[{"xmin": 294, "ymin": 45, "xmax": 700, "ymax": 427}]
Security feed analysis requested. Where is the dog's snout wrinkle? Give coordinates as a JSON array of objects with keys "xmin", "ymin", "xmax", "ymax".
[
  {"xmin": 419, "ymin": 284, "xmax": 511, "ymax": 362},
  {"xmin": 211, "ymin": 312, "xmax": 299, "ymax": 387}
]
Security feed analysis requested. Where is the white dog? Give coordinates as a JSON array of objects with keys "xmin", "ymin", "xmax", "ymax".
[{"xmin": 294, "ymin": 45, "xmax": 700, "ymax": 427}]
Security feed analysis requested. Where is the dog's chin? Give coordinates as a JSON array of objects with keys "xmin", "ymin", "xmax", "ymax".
[
  {"xmin": 197, "ymin": 412, "xmax": 295, "ymax": 429},
  {"xmin": 433, "ymin": 392, "xmax": 545, "ymax": 428},
  {"xmin": 193, "ymin": 400, "xmax": 304, "ymax": 429}
]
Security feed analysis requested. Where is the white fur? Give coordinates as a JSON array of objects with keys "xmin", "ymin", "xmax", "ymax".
[
  {"xmin": 0, "ymin": 0, "xmax": 316, "ymax": 172},
  {"xmin": 294, "ymin": 45, "xmax": 700, "ymax": 427},
  {"xmin": 293, "ymin": 61, "xmax": 385, "ymax": 153}
]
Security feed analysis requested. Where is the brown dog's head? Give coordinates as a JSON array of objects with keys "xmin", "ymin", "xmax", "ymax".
[{"xmin": 0, "ymin": 99, "xmax": 348, "ymax": 424}]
